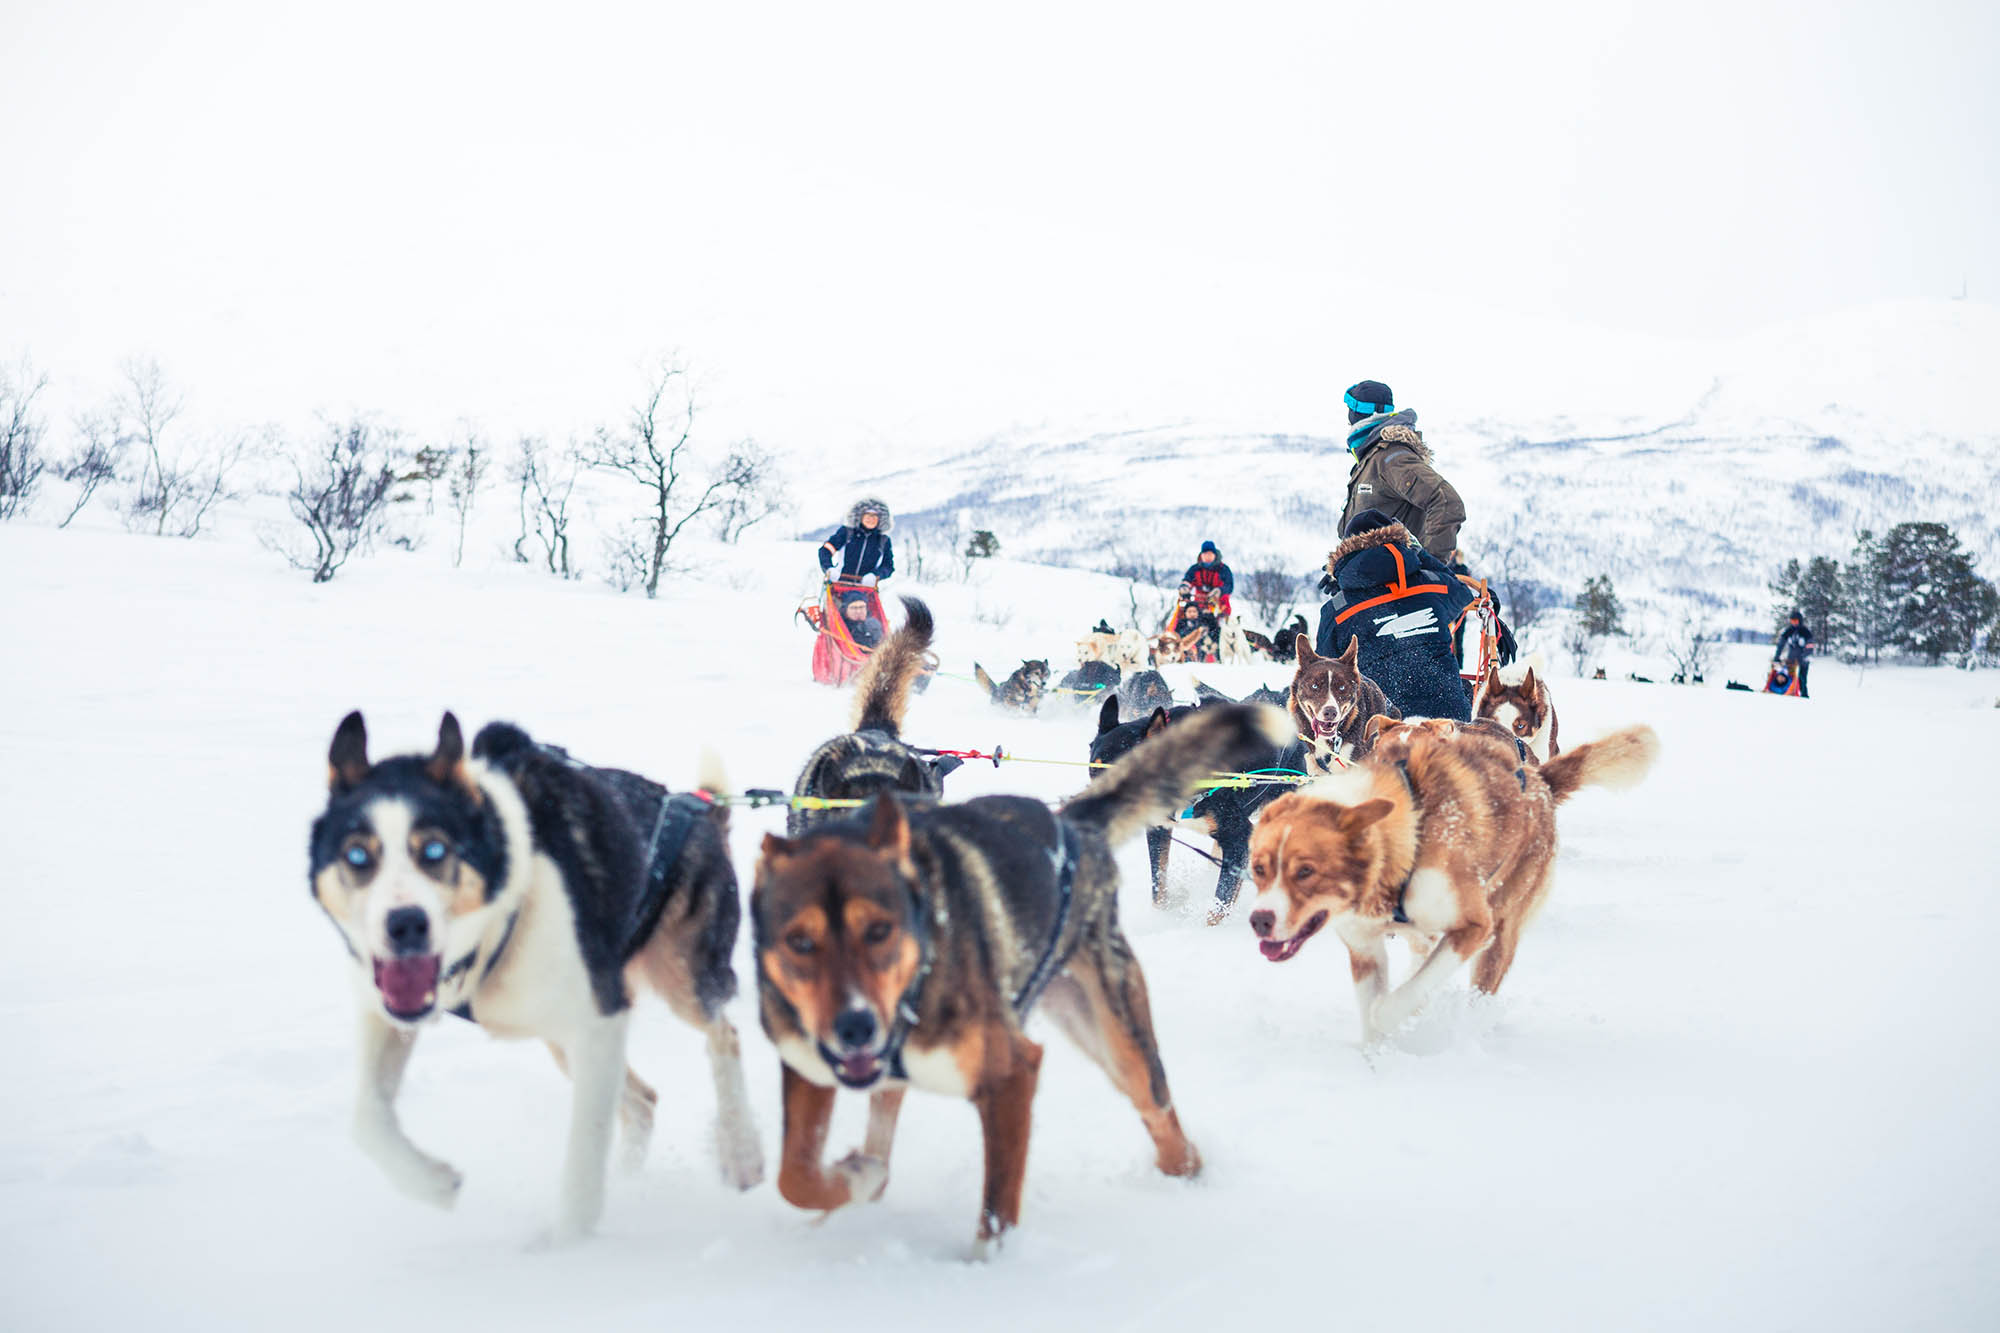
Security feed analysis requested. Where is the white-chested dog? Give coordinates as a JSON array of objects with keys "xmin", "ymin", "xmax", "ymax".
[{"xmin": 307, "ymin": 712, "xmax": 763, "ymax": 1240}]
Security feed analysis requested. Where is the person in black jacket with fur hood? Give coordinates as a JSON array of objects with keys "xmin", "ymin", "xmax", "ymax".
[
  {"xmin": 1314, "ymin": 509, "xmax": 1478, "ymax": 721},
  {"xmin": 817, "ymin": 497, "xmax": 895, "ymax": 584}
]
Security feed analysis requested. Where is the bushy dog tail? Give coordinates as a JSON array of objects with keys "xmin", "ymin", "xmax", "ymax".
[
  {"xmin": 850, "ymin": 597, "xmax": 935, "ymax": 737},
  {"xmin": 973, "ymin": 662, "xmax": 997, "ymax": 699},
  {"xmin": 694, "ymin": 747, "xmax": 731, "ymax": 833},
  {"xmin": 470, "ymin": 719, "xmax": 535, "ymax": 761},
  {"xmin": 1542, "ymin": 725, "xmax": 1659, "ymax": 805},
  {"xmin": 1063, "ymin": 703, "xmax": 1295, "ymax": 846}
]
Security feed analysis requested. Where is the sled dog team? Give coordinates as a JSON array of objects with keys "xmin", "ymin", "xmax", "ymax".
[{"xmin": 308, "ymin": 598, "xmax": 1656, "ymax": 1251}]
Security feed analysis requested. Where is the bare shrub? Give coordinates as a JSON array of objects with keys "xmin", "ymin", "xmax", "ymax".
[
  {"xmin": 267, "ymin": 419, "xmax": 400, "ymax": 582},
  {"xmin": 1665, "ymin": 606, "xmax": 1717, "ymax": 682},
  {"xmin": 57, "ymin": 412, "xmax": 127, "ymax": 527},
  {"xmin": 445, "ymin": 436, "xmax": 491, "ymax": 568},
  {"xmin": 711, "ymin": 441, "xmax": 789, "ymax": 543},
  {"xmin": 0, "ymin": 359, "xmax": 50, "ymax": 520},
  {"xmin": 582, "ymin": 364, "xmax": 760, "ymax": 596},
  {"xmin": 116, "ymin": 359, "xmax": 240, "ymax": 538},
  {"xmin": 512, "ymin": 435, "xmax": 581, "ymax": 579}
]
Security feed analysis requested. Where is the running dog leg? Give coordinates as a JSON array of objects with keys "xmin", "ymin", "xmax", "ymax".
[
  {"xmin": 1205, "ymin": 804, "xmax": 1254, "ymax": 923},
  {"xmin": 551, "ymin": 1011, "xmax": 628, "ymax": 1241},
  {"xmin": 1369, "ymin": 867, "xmax": 1493, "ymax": 1034},
  {"xmin": 352, "ymin": 1008, "xmax": 462, "ymax": 1208},
  {"xmin": 971, "ymin": 1039, "xmax": 1043, "ymax": 1258},
  {"xmin": 1346, "ymin": 936, "xmax": 1392, "ymax": 1044},
  {"xmin": 704, "ymin": 1017, "xmax": 766, "ymax": 1191},
  {"xmin": 545, "ymin": 1042, "xmax": 657, "ymax": 1176},
  {"xmin": 776, "ymin": 1064, "xmax": 887, "ymax": 1213}
]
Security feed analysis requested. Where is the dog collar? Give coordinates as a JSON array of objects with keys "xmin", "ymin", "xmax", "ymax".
[{"xmin": 881, "ymin": 868, "xmax": 937, "ymax": 1083}]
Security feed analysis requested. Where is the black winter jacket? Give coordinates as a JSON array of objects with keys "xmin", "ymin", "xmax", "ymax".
[{"xmin": 1314, "ymin": 523, "xmax": 1478, "ymax": 721}]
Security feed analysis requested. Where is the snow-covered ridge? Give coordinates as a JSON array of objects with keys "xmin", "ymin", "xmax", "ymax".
[{"xmin": 849, "ymin": 300, "xmax": 2000, "ymax": 626}]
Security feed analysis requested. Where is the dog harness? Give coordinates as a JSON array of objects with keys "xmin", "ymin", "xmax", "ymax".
[
  {"xmin": 1389, "ymin": 761, "xmax": 1418, "ymax": 926},
  {"xmin": 878, "ymin": 817, "xmax": 1080, "ymax": 1080},
  {"xmin": 1331, "ymin": 542, "xmax": 1450, "ymax": 628}
]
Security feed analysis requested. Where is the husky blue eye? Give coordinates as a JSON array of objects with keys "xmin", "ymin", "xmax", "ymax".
[
  {"xmin": 345, "ymin": 846, "xmax": 371, "ymax": 868},
  {"xmin": 421, "ymin": 839, "xmax": 448, "ymax": 863}
]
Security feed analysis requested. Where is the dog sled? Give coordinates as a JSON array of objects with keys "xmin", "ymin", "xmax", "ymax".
[
  {"xmin": 1764, "ymin": 661, "xmax": 1802, "ymax": 696},
  {"xmin": 797, "ymin": 580, "xmax": 886, "ymax": 686},
  {"xmin": 1164, "ymin": 589, "xmax": 1225, "ymax": 664},
  {"xmin": 1453, "ymin": 576, "xmax": 1502, "ymax": 692}
]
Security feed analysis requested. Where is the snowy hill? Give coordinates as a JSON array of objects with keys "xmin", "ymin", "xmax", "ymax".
[
  {"xmin": 3, "ymin": 520, "xmax": 1998, "ymax": 1332},
  {"xmin": 848, "ymin": 300, "xmax": 2000, "ymax": 629}
]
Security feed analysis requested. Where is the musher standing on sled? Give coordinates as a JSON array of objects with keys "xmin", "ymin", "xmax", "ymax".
[
  {"xmin": 1337, "ymin": 380, "xmax": 1466, "ymax": 561},
  {"xmin": 1773, "ymin": 610, "xmax": 1815, "ymax": 698},
  {"xmin": 818, "ymin": 497, "xmax": 894, "ymax": 586},
  {"xmin": 1176, "ymin": 540, "xmax": 1234, "ymax": 662}
]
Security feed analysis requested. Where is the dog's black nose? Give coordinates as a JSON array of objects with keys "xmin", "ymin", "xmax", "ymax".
[
  {"xmin": 832, "ymin": 1007, "xmax": 877, "ymax": 1051},
  {"xmin": 385, "ymin": 906, "xmax": 431, "ymax": 955},
  {"xmin": 1248, "ymin": 910, "xmax": 1275, "ymax": 939}
]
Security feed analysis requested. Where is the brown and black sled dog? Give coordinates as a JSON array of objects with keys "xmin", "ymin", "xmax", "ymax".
[
  {"xmin": 752, "ymin": 704, "xmax": 1291, "ymax": 1254},
  {"xmin": 1247, "ymin": 714, "xmax": 1658, "ymax": 1042},
  {"xmin": 1289, "ymin": 634, "xmax": 1399, "ymax": 773}
]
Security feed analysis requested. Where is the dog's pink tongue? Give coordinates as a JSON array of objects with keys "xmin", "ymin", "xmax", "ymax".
[
  {"xmin": 374, "ymin": 955, "xmax": 440, "ymax": 1015},
  {"xmin": 1260, "ymin": 939, "xmax": 1290, "ymax": 961},
  {"xmin": 1314, "ymin": 718, "xmax": 1337, "ymax": 736}
]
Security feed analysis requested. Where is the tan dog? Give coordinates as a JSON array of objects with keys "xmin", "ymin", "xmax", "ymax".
[
  {"xmin": 1246, "ymin": 716, "xmax": 1658, "ymax": 1041},
  {"xmin": 1075, "ymin": 632, "xmax": 1118, "ymax": 665}
]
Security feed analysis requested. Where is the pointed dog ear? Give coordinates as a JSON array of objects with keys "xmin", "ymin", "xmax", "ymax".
[
  {"xmin": 1335, "ymin": 799, "xmax": 1394, "ymax": 836},
  {"xmin": 425, "ymin": 711, "xmax": 466, "ymax": 785},
  {"xmin": 1484, "ymin": 663, "xmax": 1502, "ymax": 691},
  {"xmin": 760, "ymin": 832, "xmax": 797, "ymax": 863},
  {"xmin": 866, "ymin": 791, "xmax": 910, "ymax": 862},
  {"xmin": 1522, "ymin": 666, "xmax": 1538, "ymax": 694},
  {"xmin": 1340, "ymin": 636, "xmax": 1359, "ymax": 665},
  {"xmin": 329, "ymin": 711, "xmax": 370, "ymax": 791},
  {"xmin": 1293, "ymin": 634, "xmax": 1317, "ymax": 666},
  {"xmin": 1097, "ymin": 693, "xmax": 1120, "ymax": 735},
  {"xmin": 1144, "ymin": 706, "xmax": 1172, "ymax": 739}
]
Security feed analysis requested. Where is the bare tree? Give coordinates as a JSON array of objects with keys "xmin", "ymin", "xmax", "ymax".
[
  {"xmin": 1562, "ymin": 616, "xmax": 1595, "ymax": 677},
  {"xmin": 268, "ymin": 419, "xmax": 400, "ymax": 582},
  {"xmin": 512, "ymin": 435, "xmax": 581, "ymax": 579},
  {"xmin": 445, "ymin": 436, "xmax": 491, "ymax": 567},
  {"xmin": 56, "ymin": 412, "xmax": 127, "ymax": 527},
  {"xmin": 581, "ymin": 364, "xmax": 755, "ymax": 597},
  {"xmin": 1238, "ymin": 563, "xmax": 1311, "ymax": 629},
  {"xmin": 1665, "ymin": 606, "xmax": 1717, "ymax": 683},
  {"xmin": 0, "ymin": 359, "xmax": 50, "ymax": 520},
  {"xmin": 115, "ymin": 359, "xmax": 239, "ymax": 537},
  {"xmin": 398, "ymin": 445, "xmax": 453, "ymax": 515},
  {"xmin": 711, "ymin": 441, "xmax": 789, "ymax": 542},
  {"xmin": 1479, "ymin": 517, "xmax": 1553, "ymax": 632}
]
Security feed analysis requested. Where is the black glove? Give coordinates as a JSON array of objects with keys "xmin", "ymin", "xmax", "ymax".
[
  {"xmin": 1317, "ymin": 571, "xmax": 1335, "ymax": 595},
  {"xmin": 1496, "ymin": 621, "xmax": 1518, "ymax": 666}
]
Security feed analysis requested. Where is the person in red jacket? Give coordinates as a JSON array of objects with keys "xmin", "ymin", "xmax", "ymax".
[{"xmin": 1181, "ymin": 541, "xmax": 1234, "ymax": 617}]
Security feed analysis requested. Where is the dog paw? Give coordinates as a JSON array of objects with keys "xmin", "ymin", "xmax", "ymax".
[
  {"xmin": 1157, "ymin": 1140, "xmax": 1203, "ymax": 1178},
  {"xmin": 833, "ymin": 1151, "xmax": 889, "ymax": 1204},
  {"xmin": 398, "ymin": 1155, "xmax": 464, "ymax": 1210},
  {"xmin": 715, "ymin": 1122, "xmax": 766, "ymax": 1192}
]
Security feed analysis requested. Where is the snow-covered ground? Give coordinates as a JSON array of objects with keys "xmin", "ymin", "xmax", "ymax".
[{"xmin": 3, "ymin": 523, "xmax": 1997, "ymax": 1331}]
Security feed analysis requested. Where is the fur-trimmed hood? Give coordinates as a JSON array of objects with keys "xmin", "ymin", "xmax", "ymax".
[
  {"xmin": 1326, "ymin": 522, "xmax": 1416, "ymax": 575},
  {"xmin": 846, "ymin": 497, "xmax": 894, "ymax": 532}
]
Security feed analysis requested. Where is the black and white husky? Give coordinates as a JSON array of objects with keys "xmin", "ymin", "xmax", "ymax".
[{"xmin": 307, "ymin": 711, "xmax": 763, "ymax": 1240}]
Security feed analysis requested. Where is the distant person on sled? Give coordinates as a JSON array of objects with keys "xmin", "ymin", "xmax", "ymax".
[
  {"xmin": 817, "ymin": 497, "xmax": 894, "ymax": 586},
  {"xmin": 1316, "ymin": 509, "xmax": 1478, "ymax": 721},
  {"xmin": 1170, "ymin": 540, "xmax": 1233, "ymax": 659},
  {"xmin": 1773, "ymin": 610, "xmax": 1815, "ymax": 698},
  {"xmin": 1338, "ymin": 380, "xmax": 1466, "ymax": 561}
]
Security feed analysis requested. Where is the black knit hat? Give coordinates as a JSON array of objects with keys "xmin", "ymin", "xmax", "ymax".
[
  {"xmin": 1344, "ymin": 380, "xmax": 1394, "ymax": 424},
  {"xmin": 1344, "ymin": 508, "xmax": 1395, "ymax": 537}
]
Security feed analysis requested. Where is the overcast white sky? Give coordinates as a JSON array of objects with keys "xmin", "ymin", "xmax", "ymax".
[{"xmin": 2, "ymin": 0, "xmax": 1995, "ymax": 454}]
